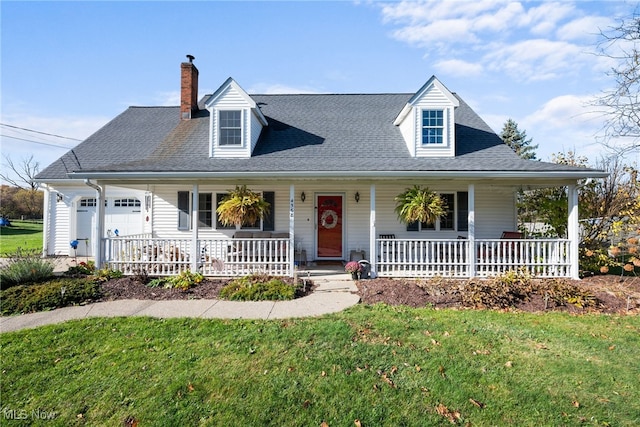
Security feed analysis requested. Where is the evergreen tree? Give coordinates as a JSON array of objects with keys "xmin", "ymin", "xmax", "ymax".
[{"xmin": 500, "ymin": 119, "xmax": 538, "ymax": 160}]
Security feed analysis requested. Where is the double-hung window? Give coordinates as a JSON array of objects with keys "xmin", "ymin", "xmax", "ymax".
[
  {"xmin": 407, "ymin": 192, "xmax": 468, "ymax": 232},
  {"xmin": 421, "ymin": 109, "xmax": 444, "ymax": 145},
  {"xmin": 177, "ymin": 192, "xmax": 213, "ymax": 230},
  {"xmin": 219, "ymin": 110, "xmax": 242, "ymax": 146}
]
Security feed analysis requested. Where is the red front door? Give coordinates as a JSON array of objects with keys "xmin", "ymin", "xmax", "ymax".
[{"xmin": 317, "ymin": 195, "xmax": 343, "ymax": 258}]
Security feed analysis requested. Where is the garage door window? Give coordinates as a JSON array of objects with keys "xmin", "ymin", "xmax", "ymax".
[{"xmin": 114, "ymin": 198, "xmax": 141, "ymax": 207}]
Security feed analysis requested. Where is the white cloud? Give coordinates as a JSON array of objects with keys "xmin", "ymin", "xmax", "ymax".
[
  {"xmin": 434, "ymin": 59, "xmax": 483, "ymax": 77},
  {"xmin": 521, "ymin": 94, "xmax": 606, "ymax": 160},
  {"xmin": 378, "ymin": 0, "xmax": 611, "ymax": 83},
  {"xmin": 557, "ymin": 15, "xmax": 612, "ymax": 41},
  {"xmin": 483, "ymin": 39, "xmax": 586, "ymax": 82}
]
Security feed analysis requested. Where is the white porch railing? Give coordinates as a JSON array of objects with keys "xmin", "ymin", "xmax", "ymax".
[
  {"xmin": 376, "ymin": 238, "xmax": 571, "ymax": 278},
  {"xmin": 103, "ymin": 236, "xmax": 291, "ymax": 277}
]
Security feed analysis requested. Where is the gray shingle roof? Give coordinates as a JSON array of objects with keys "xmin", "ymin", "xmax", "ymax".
[{"xmin": 36, "ymin": 92, "xmax": 604, "ymax": 180}]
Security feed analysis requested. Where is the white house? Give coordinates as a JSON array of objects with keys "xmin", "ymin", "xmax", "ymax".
[{"xmin": 36, "ymin": 56, "xmax": 607, "ymax": 279}]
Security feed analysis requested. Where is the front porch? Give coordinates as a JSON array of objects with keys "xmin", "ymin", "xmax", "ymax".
[{"xmin": 102, "ymin": 235, "xmax": 572, "ymax": 278}]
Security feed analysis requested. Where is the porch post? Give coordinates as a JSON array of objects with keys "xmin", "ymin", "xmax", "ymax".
[
  {"xmin": 289, "ymin": 184, "xmax": 295, "ymax": 277},
  {"xmin": 96, "ymin": 183, "xmax": 105, "ymax": 268},
  {"xmin": 370, "ymin": 184, "xmax": 377, "ymax": 278},
  {"xmin": 42, "ymin": 185, "xmax": 51, "ymax": 257},
  {"xmin": 468, "ymin": 184, "xmax": 476, "ymax": 277},
  {"xmin": 191, "ymin": 184, "xmax": 199, "ymax": 272},
  {"xmin": 567, "ymin": 183, "xmax": 580, "ymax": 279}
]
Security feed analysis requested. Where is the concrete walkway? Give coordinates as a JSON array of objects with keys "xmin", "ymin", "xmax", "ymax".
[{"xmin": 0, "ymin": 268, "xmax": 360, "ymax": 333}]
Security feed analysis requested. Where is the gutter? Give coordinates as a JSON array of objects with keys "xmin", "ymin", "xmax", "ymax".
[{"xmin": 67, "ymin": 169, "xmax": 610, "ymax": 181}]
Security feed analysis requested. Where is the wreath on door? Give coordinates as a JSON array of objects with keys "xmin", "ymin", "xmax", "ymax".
[{"xmin": 320, "ymin": 209, "xmax": 338, "ymax": 229}]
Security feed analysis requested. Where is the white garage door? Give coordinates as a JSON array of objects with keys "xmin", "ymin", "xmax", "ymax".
[{"xmin": 75, "ymin": 197, "xmax": 143, "ymax": 257}]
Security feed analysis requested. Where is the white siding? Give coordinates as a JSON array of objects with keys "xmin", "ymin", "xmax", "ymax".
[
  {"xmin": 398, "ymin": 109, "xmax": 415, "ymax": 156},
  {"xmin": 51, "ymin": 196, "xmax": 71, "ymax": 256},
  {"xmin": 208, "ymin": 84, "xmax": 265, "ymax": 159},
  {"xmin": 250, "ymin": 111, "xmax": 263, "ymax": 153},
  {"xmin": 413, "ymin": 87, "xmax": 455, "ymax": 157},
  {"xmin": 474, "ymin": 186, "xmax": 517, "ymax": 238},
  {"xmin": 395, "ymin": 82, "xmax": 457, "ymax": 158}
]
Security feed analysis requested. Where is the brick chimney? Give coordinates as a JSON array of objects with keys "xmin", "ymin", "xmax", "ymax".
[{"xmin": 180, "ymin": 55, "xmax": 199, "ymax": 120}]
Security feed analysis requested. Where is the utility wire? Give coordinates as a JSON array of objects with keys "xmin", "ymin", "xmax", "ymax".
[
  {"xmin": 0, "ymin": 134, "xmax": 73, "ymax": 149},
  {"xmin": 0, "ymin": 122, "xmax": 83, "ymax": 141}
]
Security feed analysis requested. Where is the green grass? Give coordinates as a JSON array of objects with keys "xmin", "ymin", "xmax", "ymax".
[
  {"xmin": 0, "ymin": 220, "xmax": 43, "ymax": 254},
  {"xmin": 1, "ymin": 305, "xmax": 639, "ymax": 426}
]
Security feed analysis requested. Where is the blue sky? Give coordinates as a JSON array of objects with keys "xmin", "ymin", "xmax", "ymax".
[{"xmin": 0, "ymin": 1, "xmax": 636, "ymax": 184}]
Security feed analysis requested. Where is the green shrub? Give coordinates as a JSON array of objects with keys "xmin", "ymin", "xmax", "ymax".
[
  {"xmin": 1, "ymin": 278, "xmax": 101, "ymax": 315},
  {"xmin": 147, "ymin": 278, "xmax": 167, "ymax": 288},
  {"xmin": 462, "ymin": 269, "xmax": 534, "ymax": 309},
  {"xmin": 0, "ymin": 249, "xmax": 55, "ymax": 289},
  {"xmin": 537, "ymin": 279, "xmax": 598, "ymax": 309},
  {"xmin": 220, "ymin": 274, "xmax": 297, "ymax": 301},
  {"xmin": 65, "ymin": 261, "xmax": 95, "ymax": 276},
  {"xmin": 165, "ymin": 270, "xmax": 204, "ymax": 291},
  {"xmin": 90, "ymin": 268, "xmax": 123, "ymax": 282}
]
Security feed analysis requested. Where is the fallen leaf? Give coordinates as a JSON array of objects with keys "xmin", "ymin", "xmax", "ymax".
[
  {"xmin": 187, "ymin": 382, "xmax": 195, "ymax": 392},
  {"xmin": 469, "ymin": 398, "xmax": 485, "ymax": 409},
  {"xmin": 609, "ymin": 345, "xmax": 616, "ymax": 351},
  {"xmin": 302, "ymin": 400, "xmax": 311, "ymax": 409},
  {"xmin": 431, "ymin": 339, "xmax": 440, "ymax": 346},
  {"xmin": 572, "ymin": 400, "xmax": 580, "ymax": 408},
  {"xmin": 444, "ymin": 331, "xmax": 450, "ymax": 336},
  {"xmin": 321, "ymin": 422, "xmax": 329, "ymax": 427},
  {"xmin": 415, "ymin": 365, "xmax": 422, "ymax": 372},
  {"xmin": 354, "ymin": 420, "xmax": 362, "ymax": 427},
  {"xmin": 321, "ymin": 371, "xmax": 326, "ymax": 377},
  {"xmin": 390, "ymin": 366, "xmax": 398, "ymax": 375},
  {"xmin": 504, "ymin": 361, "xmax": 513, "ymax": 368},
  {"xmin": 438, "ymin": 365, "xmax": 447, "ymax": 378},
  {"xmin": 435, "ymin": 403, "xmax": 461, "ymax": 424}
]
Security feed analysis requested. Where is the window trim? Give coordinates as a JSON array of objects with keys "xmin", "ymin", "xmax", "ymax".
[
  {"xmin": 218, "ymin": 109, "xmax": 243, "ymax": 147},
  {"xmin": 421, "ymin": 109, "xmax": 445, "ymax": 145}
]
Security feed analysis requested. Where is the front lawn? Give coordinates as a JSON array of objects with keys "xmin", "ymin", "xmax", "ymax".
[
  {"xmin": 1, "ymin": 306, "xmax": 638, "ymax": 426},
  {"xmin": 0, "ymin": 220, "xmax": 43, "ymax": 254}
]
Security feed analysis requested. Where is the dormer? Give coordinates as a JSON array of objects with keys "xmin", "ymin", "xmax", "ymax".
[
  {"xmin": 394, "ymin": 76, "xmax": 459, "ymax": 158},
  {"xmin": 205, "ymin": 78, "xmax": 268, "ymax": 158}
]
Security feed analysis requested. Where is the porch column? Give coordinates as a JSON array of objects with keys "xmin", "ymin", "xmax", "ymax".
[
  {"xmin": 42, "ymin": 185, "xmax": 51, "ymax": 257},
  {"xmin": 83, "ymin": 180, "xmax": 105, "ymax": 268},
  {"xmin": 191, "ymin": 184, "xmax": 199, "ymax": 272},
  {"xmin": 289, "ymin": 184, "xmax": 295, "ymax": 277},
  {"xmin": 369, "ymin": 184, "xmax": 377, "ymax": 278},
  {"xmin": 567, "ymin": 183, "xmax": 580, "ymax": 279},
  {"xmin": 468, "ymin": 184, "xmax": 476, "ymax": 277}
]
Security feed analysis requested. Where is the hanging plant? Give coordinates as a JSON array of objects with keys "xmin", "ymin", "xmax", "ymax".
[
  {"xmin": 216, "ymin": 185, "xmax": 271, "ymax": 227},
  {"xmin": 394, "ymin": 185, "xmax": 446, "ymax": 225}
]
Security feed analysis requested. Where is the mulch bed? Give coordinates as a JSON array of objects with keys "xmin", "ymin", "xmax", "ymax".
[
  {"xmin": 96, "ymin": 274, "xmax": 640, "ymax": 315},
  {"xmin": 98, "ymin": 276, "xmax": 313, "ymax": 301},
  {"xmin": 355, "ymin": 275, "xmax": 640, "ymax": 314}
]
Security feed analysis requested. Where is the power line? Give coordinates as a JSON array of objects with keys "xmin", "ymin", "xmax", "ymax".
[
  {"xmin": 0, "ymin": 134, "xmax": 73, "ymax": 149},
  {"xmin": 0, "ymin": 123, "xmax": 83, "ymax": 141}
]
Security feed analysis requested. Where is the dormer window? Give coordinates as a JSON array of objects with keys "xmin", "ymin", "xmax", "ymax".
[
  {"xmin": 219, "ymin": 110, "xmax": 242, "ymax": 145},
  {"xmin": 421, "ymin": 110, "xmax": 444, "ymax": 144}
]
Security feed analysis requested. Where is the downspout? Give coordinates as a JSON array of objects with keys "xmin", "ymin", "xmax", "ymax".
[{"xmin": 84, "ymin": 179, "xmax": 104, "ymax": 268}]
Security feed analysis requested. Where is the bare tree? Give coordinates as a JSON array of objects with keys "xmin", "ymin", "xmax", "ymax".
[
  {"xmin": 593, "ymin": 8, "xmax": 640, "ymax": 154},
  {"xmin": 0, "ymin": 154, "xmax": 40, "ymax": 190}
]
